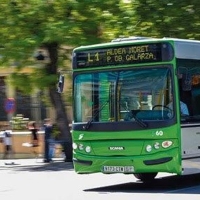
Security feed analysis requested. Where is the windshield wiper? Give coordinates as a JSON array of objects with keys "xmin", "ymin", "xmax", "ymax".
[
  {"xmin": 84, "ymin": 100, "xmax": 109, "ymax": 130},
  {"xmin": 121, "ymin": 103, "xmax": 148, "ymax": 128},
  {"xmin": 132, "ymin": 113, "xmax": 148, "ymax": 128}
]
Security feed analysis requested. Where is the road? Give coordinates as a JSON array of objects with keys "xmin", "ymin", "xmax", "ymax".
[{"xmin": 0, "ymin": 158, "xmax": 200, "ymax": 200}]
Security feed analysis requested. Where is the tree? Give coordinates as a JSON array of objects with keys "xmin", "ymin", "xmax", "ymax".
[
  {"xmin": 0, "ymin": 0, "xmax": 138, "ymax": 161},
  {"xmin": 133, "ymin": 0, "xmax": 200, "ymax": 39}
]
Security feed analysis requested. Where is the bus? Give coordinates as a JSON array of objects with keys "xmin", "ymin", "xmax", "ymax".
[{"xmin": 71, "ymin": 36, "xmax": 200, "ymax": 181}]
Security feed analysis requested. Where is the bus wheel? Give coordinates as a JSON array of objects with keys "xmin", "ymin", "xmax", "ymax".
[{"xmin": 134, "ymin": 173, "xmax": 157, "ymax": 181}]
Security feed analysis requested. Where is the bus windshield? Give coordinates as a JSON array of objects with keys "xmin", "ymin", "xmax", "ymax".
[{"xmin": 74, "ymin": 65, "xmax": 173, "ymax": 123}]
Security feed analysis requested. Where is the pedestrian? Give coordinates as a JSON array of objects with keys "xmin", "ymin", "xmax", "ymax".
[
  {"xmin": 28, "ymin": 121, "xmax": 39, "ymax": 157},
  {"xmin": 2, "ymin": 125, "xmax": 13, "ymax": 160},
  {"xmin": 43, "ymin": 118, "xmax": 53, "ymax": 162}
]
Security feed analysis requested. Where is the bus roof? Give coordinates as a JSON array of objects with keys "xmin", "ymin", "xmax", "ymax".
[{"xmin": 74, "ymin": 37, "xmax": 200, "ymax": 60}]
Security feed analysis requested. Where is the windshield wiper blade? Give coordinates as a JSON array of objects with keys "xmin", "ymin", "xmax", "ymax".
[
  {"xmin": 121, "ymin": 103, "xmax": 148, "ymax": 128},
  {"xmin": 126, "ymin": 111, "xmax": 148, "ymax": 128},
  {"xmin": 84, "ymin": 100, "xmax": 109, "ymax": 130},
  {"xmin": 132, "ymin": 115, "xmax": 148, "ymax": 128}
]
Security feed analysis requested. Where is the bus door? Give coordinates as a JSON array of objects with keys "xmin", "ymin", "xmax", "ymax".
[
  {"xmin": 181, "ymin": 123, "xmax": 200, "ymax": 175},
  {"xmin": 181, "ymin": 125, "xmax": 200, "ymax": 158},
  {"xmin": 178, "ymin": 66, "xmax": 200, "ymax": 160}
]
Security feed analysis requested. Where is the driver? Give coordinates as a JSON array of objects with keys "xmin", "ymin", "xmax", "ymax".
[
  {"xmin": 180, "ymin": 101, "xmax": 189, "ymax": 116},
  {"xmin": 167, "ymin": 95, "xmax": 189, "ymax": 116}
]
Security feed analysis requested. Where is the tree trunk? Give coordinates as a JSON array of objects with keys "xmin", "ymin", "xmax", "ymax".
[
  {"xmin": 45, "ymin": 42, "xmax": 72, "ymax": 161},
  {"xmin": 49, "ymin": 88, "xmax": 72, "ymax": 161}
]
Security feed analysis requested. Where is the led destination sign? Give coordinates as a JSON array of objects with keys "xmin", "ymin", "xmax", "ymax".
[{"xmin": 74, "ymin": 42, "xmax": 173, "ymax": 68}]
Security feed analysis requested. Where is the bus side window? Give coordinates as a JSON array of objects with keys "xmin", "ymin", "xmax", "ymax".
[{"xmin": 179, "ymin": 77, "xmax": 192, "ymax": 116}]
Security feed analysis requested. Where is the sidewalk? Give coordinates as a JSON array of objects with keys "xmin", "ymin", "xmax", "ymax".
[
  {"xmin": 0, "ymin": 158, "xmax": 48, "ymax": 166},
  {"xmin": 0, "ymin": 158, "xmax": 74, "ymax": 171}
]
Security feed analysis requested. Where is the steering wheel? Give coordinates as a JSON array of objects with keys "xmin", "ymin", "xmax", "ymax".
[
  {"xmin": 152, "ymin": 105, "xmax": 172, "ymax": 111},
  {"xmin": 152, "ymin": 105, "xmax": 173, "ymax": 119}
]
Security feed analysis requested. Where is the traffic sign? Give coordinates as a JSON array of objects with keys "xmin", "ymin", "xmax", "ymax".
[{"xmin": 4, "ymin": 98, "xmax": 16, "ymax": 113}]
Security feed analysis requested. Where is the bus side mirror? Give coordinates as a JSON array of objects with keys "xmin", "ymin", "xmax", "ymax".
[{"xmin": 57, "ymin": 74, "xmax": 64, "ymax": 93}]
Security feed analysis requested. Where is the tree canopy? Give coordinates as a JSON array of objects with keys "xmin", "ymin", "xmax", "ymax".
[
  {"xmin": 133, "ymin": 0, "xmax": 200, "ymax": 39},
  {"xmin": 0, "ymin": 0, "xmax": 200, "ymax": 160},
  {"xmin": 0, "ymin": 0, "xmax": 137, "ymax": 91},
  {"xmin": 0, "ymin": 0, "xmax": 137, "ymax": 160}
]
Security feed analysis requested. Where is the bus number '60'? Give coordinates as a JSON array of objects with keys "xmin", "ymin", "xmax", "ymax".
[{"xmin": 155, "ymin": 130, "xmax": 163, "ymax": 136}]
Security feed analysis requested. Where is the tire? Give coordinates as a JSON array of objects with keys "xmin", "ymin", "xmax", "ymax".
[{"xmin": 134, "ymin": 173, "xmax": 158, "ymax": 181}]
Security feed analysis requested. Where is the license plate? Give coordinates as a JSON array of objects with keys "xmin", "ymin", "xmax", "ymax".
[{"xmin": 103, "ymin": 166, "xmax": 134, "ymax": 173}]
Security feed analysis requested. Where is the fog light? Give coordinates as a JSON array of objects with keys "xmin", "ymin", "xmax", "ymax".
[
  {"xmin": 78, "ymin": 144, "xmax": 84, "ymax": 150},
  {"xmin": 154, "ymin": 142, "xmax": 160, "ymax": 149}
]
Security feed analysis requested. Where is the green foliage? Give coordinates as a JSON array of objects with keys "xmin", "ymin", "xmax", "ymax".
[
  {"xmin": 2, "ymin": 0, "xmax": 200, "ymax": 116},
  {"xmin": 0, "ymin": 0, "xmax": 139, "ymax": 94},
  {"xmin": 2, "ymin": 0, "xmax": 200, "ymax": 151},
  {"xmin": 10, "ymin": 69, "xmax": 58, "ymax": 94},
  {"xmin": 10, "ymin": 114, "xmax": 29, "ymax": 130},
  {"xmin": 10, "ymin": 73, "xmax": 33, "ymax": 94},
  {"xmin": 33, "ymin": 68, "xmax": 58, "ymax": 88},
  {"xmin": 133, "ymin": 0, "xmax": 200, "ymax": 39}
]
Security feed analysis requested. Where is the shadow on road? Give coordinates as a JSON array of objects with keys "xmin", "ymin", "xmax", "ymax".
[{"xmin": 84, "ymin": 173, "xmax": 200, "ymax": 194}]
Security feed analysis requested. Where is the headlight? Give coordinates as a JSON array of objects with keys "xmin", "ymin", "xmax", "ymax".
[
  {"xmin": 162, "ymin": 141, "xmax": 173, "ymax": 148},
  {"xmin": 72, "ymin": 143, "xmax": 77, "ymax": 150},
  {"xmin": 146, "ymin": 145, "xmax": 152, "ymax": 152}
]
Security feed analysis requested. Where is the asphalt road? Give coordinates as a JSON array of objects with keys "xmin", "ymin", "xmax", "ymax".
[{"xmin": 0, "ymin": 158, "xmax": 200, "ymax": 200}]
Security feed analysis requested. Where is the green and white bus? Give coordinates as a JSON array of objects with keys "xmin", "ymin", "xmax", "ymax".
[{"xmin": 71, "ymin": 37, "xmax": 200, "ymax": 181}]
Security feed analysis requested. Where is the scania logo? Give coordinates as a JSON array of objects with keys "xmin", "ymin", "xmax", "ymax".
[{"xmin": 109, "ymin": 147, "xmax": 124, "ymax": 150}]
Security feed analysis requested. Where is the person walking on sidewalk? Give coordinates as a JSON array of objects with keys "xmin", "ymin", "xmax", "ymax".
[
  {"xmin": 43, "ymin": 118, "xmax": 53, "ymax": 163},
  {"xmin": 28, "ymin": 121, "xmax": 39, "ymax": 157},
  {"xmin": 2, "ymin": 125, "xmax": 13, "ymax": 160}
]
